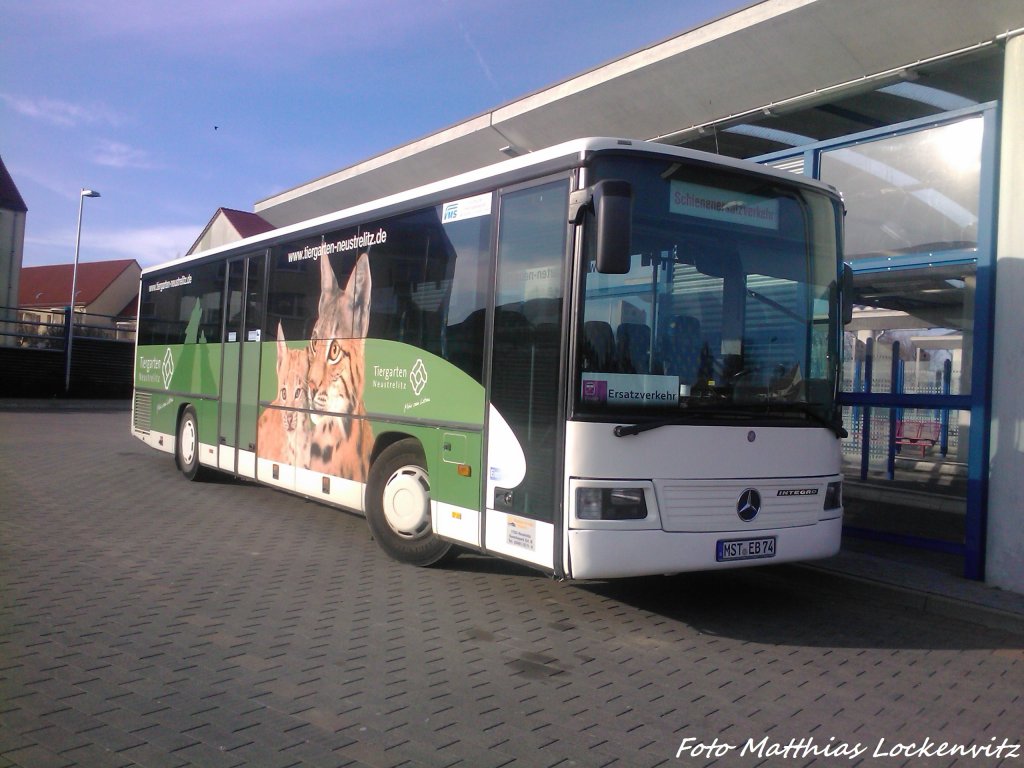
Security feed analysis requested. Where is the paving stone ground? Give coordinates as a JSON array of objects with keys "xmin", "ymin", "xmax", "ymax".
[{"xmin": 1, "ymin": 411, "xmax": 1021, "ymax": 768}]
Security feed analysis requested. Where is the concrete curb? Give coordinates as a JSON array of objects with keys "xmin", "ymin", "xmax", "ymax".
[{"xmin": 789, "ymin": 562, "xmax": 1024, "ymax": 636}]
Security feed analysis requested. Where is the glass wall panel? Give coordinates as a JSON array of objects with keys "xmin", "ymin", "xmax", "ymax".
[
  {"xmin": 820, "ymin": 116, "xmax": 983, "ymax": 261},
  {"xmin": 841, "ymin": 405, "xmax": 967, "ymax": 545},
  {"xmin": 842, "ymin": 263, "xmax": 975, "ymax": 397},
  {"xmin": 820, "ymin": 113, "xmax": 988, "ymax": 561}
]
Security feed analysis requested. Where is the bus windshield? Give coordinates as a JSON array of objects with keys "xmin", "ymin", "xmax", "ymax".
[{"xmin": 577, "ymin": 155, "xmax": 843, "ymax": 428}]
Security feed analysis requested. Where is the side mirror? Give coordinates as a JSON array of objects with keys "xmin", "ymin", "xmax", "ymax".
[
  {"xmin": 841, "ymin": 263, "xmax": 854, "ymax": 326},
  {"xmin": 592, "ymin": 180, "xmax": 633, "ymax": 274}
]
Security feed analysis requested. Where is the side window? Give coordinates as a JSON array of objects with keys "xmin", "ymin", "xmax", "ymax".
[
  {"xmin": 364, "ymin": 209, "xmax": 449, "ymax": 355},
  {"xmin": 362, "ymin": 203, "xmax": 492, "ymax": 383},
  {"xmin": 264, "ymin": 202, "xmax": 492, "ymax": 385},
  {"xmin": 244, "ymin": 255, "xmax": 265, "ymax": 342},
  {"xmin": 440, "ymin": 199, "xmax": 491, "ymax": 383},
  {"xmin": 266, "ymin": 227, "xmax": 360, "ymax": 343},
  {"xmin": 138, "ymin": 260, "xmax": 224, "ymax": 346}
]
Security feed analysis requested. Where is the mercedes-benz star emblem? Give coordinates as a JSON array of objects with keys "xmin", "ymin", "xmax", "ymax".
[{"xmin": 737, "ymin": 488, "xmax": 761, "ymax": 522}]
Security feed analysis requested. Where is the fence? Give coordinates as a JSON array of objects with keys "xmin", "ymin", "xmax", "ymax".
[{"xmin": 0, "ymin": 305, "xmax": 136, "ymax": 398}]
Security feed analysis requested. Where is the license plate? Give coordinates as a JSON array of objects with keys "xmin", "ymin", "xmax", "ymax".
[{"xmin": 717, "ymin": 536, "xmax": 776, "ymax": 562}]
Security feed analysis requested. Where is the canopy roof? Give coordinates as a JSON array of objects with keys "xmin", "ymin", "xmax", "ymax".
[{"xmin": 255, "ymin": 0, "xmax": 1023, "ymax": 227}]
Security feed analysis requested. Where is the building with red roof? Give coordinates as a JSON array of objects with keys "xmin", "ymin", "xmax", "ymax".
[
  {"xmin": 187, "ymin": 207, "xmax": 274, "ymax": 256},
  {"xmin": 19, "ymin": 258, "xmax": 140, "ymax": 316},
  {"xmin": 18, "ymin": 259, "xmax": 140, "ymax": 342}
]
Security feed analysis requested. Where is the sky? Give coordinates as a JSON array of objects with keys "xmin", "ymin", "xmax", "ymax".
[{"xmin": 3, "ymin": 0, "xmax": 750, "ymax": 269}]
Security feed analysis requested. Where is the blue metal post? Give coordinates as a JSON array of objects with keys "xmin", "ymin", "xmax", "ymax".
[
  {"xmin": 860, "ymin": 337, "xmax": 874, "ymax": 482},
  {"xmin": 853, "ymin": 356, "xmax": 863, "ymax": 435},
  {"xmin": 887, "ymin": 341, "xmax": 901, "ymax": 480},
  {"xmin": 941, "ymin": 358, "xmax": 951, "ymax": 457}
]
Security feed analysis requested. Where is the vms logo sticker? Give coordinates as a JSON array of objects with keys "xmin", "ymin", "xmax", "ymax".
[{"xmin": 161, "ymin": 348, "xmax": 175, "ymax": 389}]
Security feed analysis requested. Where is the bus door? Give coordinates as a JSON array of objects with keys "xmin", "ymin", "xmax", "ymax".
[
  {"xmin": 218, "ymin": 253, "xmax": 266, "ymax": 477},
  {"xmin": 484, "ymin": 178, "xmax": 570, "ymax": 571}
]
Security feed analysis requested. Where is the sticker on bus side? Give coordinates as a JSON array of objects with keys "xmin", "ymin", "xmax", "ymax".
[
  {"xmin": 442, "ymin": 193, "xmax": 492, "ymax": 223},
  {"xmin": 507, "ymin": 516, "xmax": 536, "ymax": 551}
]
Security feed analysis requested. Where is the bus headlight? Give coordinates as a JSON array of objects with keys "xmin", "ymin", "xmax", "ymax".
[
  {"xmin": 824, "ymin": 480, "xmax": 843, "ymax": 511},
  {"xmin": 576, "ymin": 487, "xmax": 648, "ymax": 520}
]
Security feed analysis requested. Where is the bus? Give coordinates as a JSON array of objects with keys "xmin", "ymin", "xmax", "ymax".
[{"xmin": 132, "ymin": 137, "xmax": 850, "ymax": 579}]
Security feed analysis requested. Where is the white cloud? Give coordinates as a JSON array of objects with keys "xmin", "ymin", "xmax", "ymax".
[
  {"xmin": 25, "ymin": 224, "xmax": 201, "ymax": 267},
  {"xmin": 93, "ymin": 140, "xmax": 159, "ymax": 170},
  {"xmin": 0, "ymin": 93, "xmax": 124, "ymax": 128},
  {"xmin": 96, "ymin": 225, "xmax": 202, "ymax": 267}
]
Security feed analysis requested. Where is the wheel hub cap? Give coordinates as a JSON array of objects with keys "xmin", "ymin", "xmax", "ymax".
[
  {"xmin": 181, "ymin": 420, "xmax": 196, "ymax": 464},
  {"xmin": 382, "ymin": 466, "xmax": 430, "ymax": 538}
]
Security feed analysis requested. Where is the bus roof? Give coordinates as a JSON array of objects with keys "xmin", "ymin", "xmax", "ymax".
[{"xmin": 143, "ymin": 137, "xmax": 839, "ymax": 278}]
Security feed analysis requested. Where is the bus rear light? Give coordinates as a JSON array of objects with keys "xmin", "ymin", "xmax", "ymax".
[
  {"xmin": 576, "ymin": 487, "xmax": 648, "ymax": 521},
  {"xmin": 824, "ymin": 480, "xmax": 843, "ymax": 510}
]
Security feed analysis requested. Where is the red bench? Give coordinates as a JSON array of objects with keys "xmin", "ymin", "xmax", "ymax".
[{"xmin": 895, "ymin": 421, "xmax": 940, "ymax": 456}]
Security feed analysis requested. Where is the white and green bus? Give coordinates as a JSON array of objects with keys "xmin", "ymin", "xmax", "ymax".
[{"xmin": 132, "ymin": 138, "xmax": 850, "ymax": 579}]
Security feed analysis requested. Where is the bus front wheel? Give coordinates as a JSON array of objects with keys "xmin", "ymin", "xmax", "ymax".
[
  {"xmin": 176, "ymin": 406, "xmax": 205, "ymax": 481},
  {"xmin": 365, "ymin": 439, "xmax": 454, "ymax": 567}
]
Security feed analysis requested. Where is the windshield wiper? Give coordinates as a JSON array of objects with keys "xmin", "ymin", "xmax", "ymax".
[{"xmin": 612, "ymin": 404, "xmax": 746, "ymax": 437}]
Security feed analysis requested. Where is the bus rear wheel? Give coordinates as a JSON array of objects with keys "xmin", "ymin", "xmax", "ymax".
[
  {"xmin": 365, "ymin": 439, "xmax": 454, "ymax": 566},
  {"xmin": 176, "ymin": 406, "xmax": 206, "ymax": 481}
]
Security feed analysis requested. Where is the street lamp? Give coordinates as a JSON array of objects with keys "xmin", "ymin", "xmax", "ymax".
[{"xmin": 65, "ymin": 188, "xmax": 101, "ymax": 393}]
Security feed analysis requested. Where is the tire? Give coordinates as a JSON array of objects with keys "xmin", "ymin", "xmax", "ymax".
[
  {"xmin": 175, "ymin": 406, "xmax": 205, "ymax": 481},
  {"xmin": 365, "ymin": 439, "xmax": 455, "ymax": 567}
]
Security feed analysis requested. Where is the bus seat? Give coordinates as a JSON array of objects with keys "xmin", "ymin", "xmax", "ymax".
[
  {"xmin": 494, "ymin": 308, "xmax": 532, "ymax": 349},
  {"xmin": 616, "ymin": 322, "xmax": 651, "ymax": 374},
  {"xmin": 399, "ymin": 306, "xmax": 422, "ymax": 347},
  {"xmin": 583, "ymin": 321, "xmax": 616, "ymax": 372},
  {"xmin": 444, "ymin": 308, "xmax": 485, "ymax": 381},
  {"xmin": 659, "ymin": 315, "xmax": 702, "ymax": 383}
]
